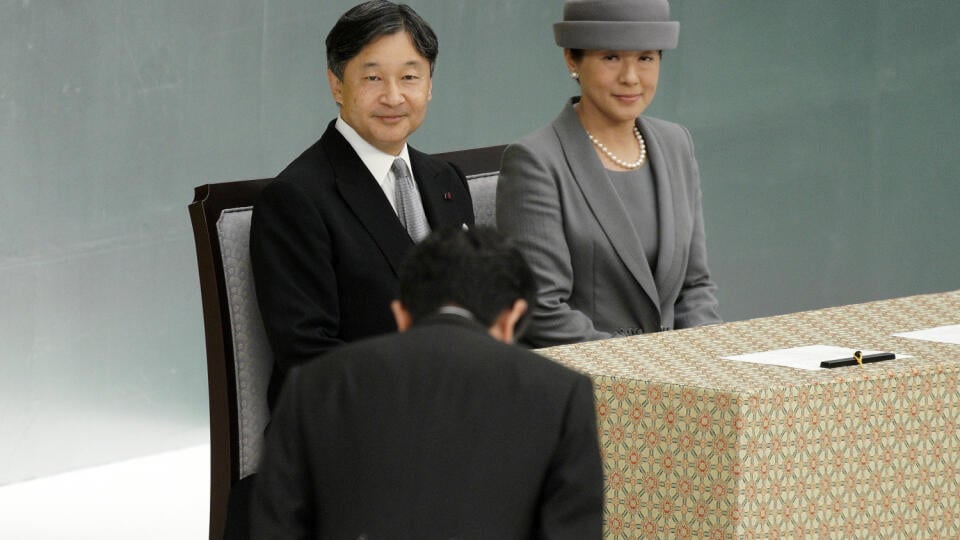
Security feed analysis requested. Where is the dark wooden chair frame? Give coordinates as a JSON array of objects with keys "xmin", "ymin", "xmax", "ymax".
[{"xmin": 188, "ymin": 144, "xmax": 504, "ymax": 540}]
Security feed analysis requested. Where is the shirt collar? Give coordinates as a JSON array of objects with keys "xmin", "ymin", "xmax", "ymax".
[
  {"xmin": 335, "ymin": 116, "xmax": 412, "ymax": 185},
  {"xmin": 435, "ymin": 305, "xmax": 476, "ymax": 321}
]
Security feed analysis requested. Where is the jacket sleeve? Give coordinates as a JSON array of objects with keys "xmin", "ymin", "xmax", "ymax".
[
  {"xmin": 497, "ymin": 141, "xmax": 612, "ymax": 347},
  {"xmin": 249, "ymin": 180, "xmax": 344, "ymax": 374},
  {"xmin": 536, "ymin": 373, "xmax": 604, "ymax": 540},
  {"xmin": 672, "ymin": 126, "xmax": 722, "ymax": 329}
]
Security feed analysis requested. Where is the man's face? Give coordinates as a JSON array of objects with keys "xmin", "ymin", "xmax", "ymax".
[{"xmin": 328, "ymin": 31, "xmax": 433, "ymax": 155}]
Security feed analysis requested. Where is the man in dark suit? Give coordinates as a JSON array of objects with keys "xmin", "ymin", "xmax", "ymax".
[
  {"xmin": 250, "ymin": 0, "xmax": 475, "ymax": 407},
  {"xmin": 251, "ymin": 227, "xmax": 604, "ymax": 539}
]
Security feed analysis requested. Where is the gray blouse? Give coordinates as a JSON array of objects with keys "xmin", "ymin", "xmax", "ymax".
[{"xmin": 606, "ymin": 164, "xmax": 659, "ymax": 272}]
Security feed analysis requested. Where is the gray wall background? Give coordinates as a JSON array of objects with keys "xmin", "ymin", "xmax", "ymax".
[{"xmin": 2, "ymin": 1, "xmax": 958, "ymax": 484}]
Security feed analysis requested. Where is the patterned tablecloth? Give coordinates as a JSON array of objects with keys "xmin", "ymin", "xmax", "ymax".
[{"xmin": 539, "ymin": 290, "xmax": 960, "ymax": 539}]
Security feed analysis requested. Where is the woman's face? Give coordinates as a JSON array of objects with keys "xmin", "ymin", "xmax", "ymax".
[{"xmin": 566, "ymin": 49, "xmax": 660, "ymax": 126}]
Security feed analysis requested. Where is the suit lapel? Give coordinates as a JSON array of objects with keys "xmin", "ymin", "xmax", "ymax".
[
  {"xmin": 321, "ymin": 126, "xmax": 412, "ymax": 276},
  {"xmin": 410, "ymin": 148, "xmax": 468, "ymax": 229},
  {"xmin": 641, "ymin": 117, "xmax": 685, "ymax": 303},
  {"xmin": 553, "ymin": 101, "xmax": 662, "ymax": 311}
]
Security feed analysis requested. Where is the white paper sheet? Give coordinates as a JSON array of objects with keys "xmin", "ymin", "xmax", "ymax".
[
  {"xmin": 722, "ymin": 345, "xmax": 896, "ymax": 371},
  {"xmin": 893, "ymin": 324, "xmax": 960, "ymax": 345}
]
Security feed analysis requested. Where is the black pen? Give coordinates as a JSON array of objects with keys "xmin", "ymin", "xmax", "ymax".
[{"xmin": 820, "ymin": 351, "xmax": 896, "ymax": 368}]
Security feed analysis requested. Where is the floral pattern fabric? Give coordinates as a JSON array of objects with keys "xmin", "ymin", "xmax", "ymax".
[{"xmin": 541, "ymin": 290, "xmax": 960, "ymax": 539}]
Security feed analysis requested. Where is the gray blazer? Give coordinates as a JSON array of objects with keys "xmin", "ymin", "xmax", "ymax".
[{"xmin": 497, "ymin": 99, "xmax": 721, "ymax": 347}]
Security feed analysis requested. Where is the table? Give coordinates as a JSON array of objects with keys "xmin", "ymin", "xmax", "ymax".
[{"xmin": 541, "ymin": 290, "xmax": 960, "ymax": 538}]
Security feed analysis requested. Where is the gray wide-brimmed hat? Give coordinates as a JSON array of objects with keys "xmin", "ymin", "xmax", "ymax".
[{"xmin": 554, "ymin": 0, "xmax": 679, "ymax": 51}]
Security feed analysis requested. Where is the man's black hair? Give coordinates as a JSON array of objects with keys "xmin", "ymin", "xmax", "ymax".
[
  {"xmin": 326, "ymin": 0, "xmax": 439, "ymax": 79},
  {"xmin": 398, "ymin": 227, "xmax": 537, "ymax": 333}
]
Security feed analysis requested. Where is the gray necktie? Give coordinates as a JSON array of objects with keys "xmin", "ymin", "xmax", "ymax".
[{"xmin": 391, "ymin": 158, "xmax": 431, "ymax": 242}]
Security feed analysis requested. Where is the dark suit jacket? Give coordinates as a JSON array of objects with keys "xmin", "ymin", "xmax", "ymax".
[
  {"xmin": 250, "ymin": 314, "xmax": 604, "ymax": 540},
  {"xmin": 250, "ymin": 121, "xmax": 475, "ymax": 404}
]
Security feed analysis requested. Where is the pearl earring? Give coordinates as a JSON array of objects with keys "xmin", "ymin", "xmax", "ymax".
[{"xmin": 570, "ymin": 71, "xmax": 579, "ymax": 80}]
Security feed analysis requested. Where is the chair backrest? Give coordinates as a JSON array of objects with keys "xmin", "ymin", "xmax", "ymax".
[
  {"xmin": 189, "ymin": 179, "xmax": 273, "ymax": 540},
  {"xmin": 188, "ymin": 144, "xmax": 505, "ymax": 540},
  {"xmin": 436, "ymin": 144, "xmax": 506, "ymax": 227}
]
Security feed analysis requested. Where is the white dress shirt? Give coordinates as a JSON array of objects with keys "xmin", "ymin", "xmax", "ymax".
[{"xmin": 335, "ymin": 117, "xmax": 420, "ymax": 214}]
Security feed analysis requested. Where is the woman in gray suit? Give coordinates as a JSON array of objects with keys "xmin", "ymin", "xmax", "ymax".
[{"xmin": 497, "ymin": 0, "xmax": 721, "ymax": 347}]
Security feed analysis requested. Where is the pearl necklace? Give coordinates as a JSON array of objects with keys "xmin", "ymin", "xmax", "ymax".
[{"xmin": 586, "ymin": 126, "xmax": 647, "ymax": 169}]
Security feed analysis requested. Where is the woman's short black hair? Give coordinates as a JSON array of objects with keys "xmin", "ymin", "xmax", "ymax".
[
  {"xmin": 567, "ymin": 48, "xmax": 663, "ymax": 61},
  {"xmin": 326, "ymin": 0, "xmax": 439, "ymax": 79}
]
